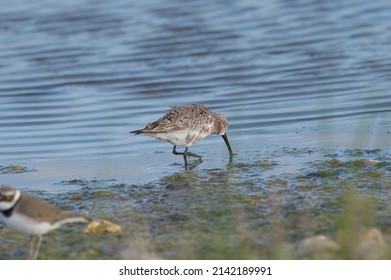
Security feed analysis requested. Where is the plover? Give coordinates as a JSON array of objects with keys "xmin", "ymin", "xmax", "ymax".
[
  {"xmin": 130, "ymin": 104, "xmax": 234, "ymax": 165},
  {"xmin": 0, "ymin": 185, "xmax": 90, "ymax": 259}
]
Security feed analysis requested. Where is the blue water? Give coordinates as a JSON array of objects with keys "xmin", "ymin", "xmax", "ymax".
[{"xmin": 0, "ymin": 0, "xmax": 390, "ymax": 189}]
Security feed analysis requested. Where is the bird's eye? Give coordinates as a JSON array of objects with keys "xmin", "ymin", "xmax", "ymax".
[{"xmin": 1, "ymin": 195, "xmax": 12, "ymax": 201}]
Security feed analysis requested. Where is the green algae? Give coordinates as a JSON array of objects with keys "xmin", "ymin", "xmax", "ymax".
[
  {"xmin": 364, "ymin": 170, "xmax": 383, "ymax": 178},
  {"xmin": 60, "ymin": 178, "xmax": 90, "ymax": 186},
  {"xmin": 345, "ymin": 149, "xmax": 365, "ymax": 157},
  {"xmin": 346, "ymin": 159, "xmax": 370, "ymax": 168},
  {"xmin": 255, "ymin": 160, "xmax": 279, "ymax": 167},
  {"xmin": 69, "ymin": 191, "xmax": 84, "ymax": 200},
  {"xmin": 296, "ymin": 184, "xmax": 317, "ymax": 189},
  {"xmin": 324, "ymin": 158, "xmax": 343, "ymax": 167},
  {"xmin": 0, "ymin": 164, "xmax": 34, "ymax": 174},
  {"xmin": 265, "ymin": 178, "xmax": 288, "ymax": 187},
  {"xmin": 91, "ymin": 190, "xmax": 117, "ymax": 198},
  {"xmin": 308, "ymin": 169, "xmax": 338, "ymax": 178}
]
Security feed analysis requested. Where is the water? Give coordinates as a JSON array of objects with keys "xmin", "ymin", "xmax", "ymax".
[{"xmin": 0, "ymin": 0, "xmax": 391, "ymax": 259}]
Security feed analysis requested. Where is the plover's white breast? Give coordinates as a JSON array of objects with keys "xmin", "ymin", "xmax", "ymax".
[{"xmin": 2, "ymin": 212, "xmax": 58, "ymax": 236}]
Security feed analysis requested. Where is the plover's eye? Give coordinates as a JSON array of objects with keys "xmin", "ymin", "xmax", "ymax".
[{"xmin": 1, "ymin": 195, "xmax": 12, "ymax": 201}]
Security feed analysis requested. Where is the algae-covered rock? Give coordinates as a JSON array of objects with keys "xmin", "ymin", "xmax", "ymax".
[
  {"xmin": 91, "ymin": 190, "xmax": 117, "ymax": 198},
  {"xmin": 265, "ymin": 178, "xmax": 288, "ymax": 187},
  {"xmin": 296, "ymin": 235, "xmax": 340, "ymax": 259},
  {"xmin": 307, "ymin": 169, "xmax": 338, "ymax": 178},
  {"xmin": 0, "ymin": 165, "xmax": 33, "ymax": 174},
  {"xmin": 345, "ymin": 149, "xmax": 365, "ymax": 157},
  {"xmin": 295, "ymin": 184, "xmax": 317, "ymax": 189},
  {"xmin": 62, "ymin": 179, "xmax": 89, "ymax": 186},
  {"xmin": 325, "ymin": 158, "xmax": 343, "ymax": 167},
  {"xmin": 352, "ymin": 227, "xmax": 387, "ymax": 260},
  {"xmin": 82, "ymin": 219, "xmax": 122, "ymax": 234},
  {"xmin": 162, "ymin": 172, "xmax": 201, "ymax": 187},
  {"xmin": 345, "ymin": 159, "xmax": 372, "ymax": 168},
  {"xmin": 255, "ymin": 160, "xmax": 278, "ymax": 168},
  {"xmin": 363, "ymin": 170, "xmax": 383, "ymax": 178}
]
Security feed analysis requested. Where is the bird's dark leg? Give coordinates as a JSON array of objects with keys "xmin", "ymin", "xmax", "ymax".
[
  {"xmin": 172, "ymin": 146, "xmax": 202, "ymax": 166},
  {"xmin": 182, "ymin": 147, "xmax": 189, "ymax": 166},
  {"xmin": 184, "ymin": 147, "xmax": 203, "ymax": 160},
  {"xmin": 172, "ymin": 145, "xmax": 188, "ymax": 165}
]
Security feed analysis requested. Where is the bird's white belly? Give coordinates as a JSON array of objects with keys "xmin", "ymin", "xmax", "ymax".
[
  {"xmin": 151, "ymin": 131, "xmax": 191, "ymax": 146},
  {"xmin": 2, "ymin": 213, "xmax": 57, "ymax": 236}
]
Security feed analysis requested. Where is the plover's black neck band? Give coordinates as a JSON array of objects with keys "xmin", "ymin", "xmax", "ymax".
[
  {"xmin": 1, "ymin": 194, "xmax": 21, "ymax": 218},
  {"xmin": 1, "ymin": 207, "xmax": 14, "ymax": 217}
]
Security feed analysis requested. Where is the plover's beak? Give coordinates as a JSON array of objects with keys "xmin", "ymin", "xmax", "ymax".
[{"xmin": 221, "ymin": 133, "xmax": 233, "ymax": 159}]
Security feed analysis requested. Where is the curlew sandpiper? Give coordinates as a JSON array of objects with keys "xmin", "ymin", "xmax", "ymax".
[{"xmin": 130, "ymin": 104, "xmax": 233, "ymax": 165}]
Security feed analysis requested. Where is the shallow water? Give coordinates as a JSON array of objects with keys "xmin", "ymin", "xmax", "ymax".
[{"xmin": 0, "ymin": 0, "xmax": 391, "ymax": 259}]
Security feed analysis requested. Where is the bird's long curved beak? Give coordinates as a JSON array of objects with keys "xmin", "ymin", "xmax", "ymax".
[{"xmin": 222, "ymin": 133, "xmax": 234, "ymax": 159}]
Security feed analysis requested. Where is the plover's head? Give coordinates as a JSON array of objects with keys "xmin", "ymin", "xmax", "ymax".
[
  {"xmin": 0, "ymin": 186, "xmax": 21, "ymax": 211},
  {"xmin": 213, "ymin": 112, "xmax": 229, "ymax": 135}
]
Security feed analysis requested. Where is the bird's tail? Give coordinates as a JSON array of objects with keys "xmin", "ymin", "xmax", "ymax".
[{"xmin": 60, "ymin": 213, "xmax": 91, "ymax": 226}]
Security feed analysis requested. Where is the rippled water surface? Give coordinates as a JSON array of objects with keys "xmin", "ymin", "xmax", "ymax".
[{"xmin": 1, "ymin": 0, "xmax": 391, "ymax": 259}]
